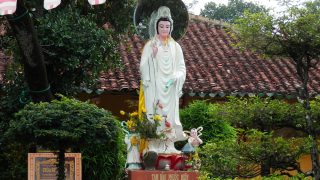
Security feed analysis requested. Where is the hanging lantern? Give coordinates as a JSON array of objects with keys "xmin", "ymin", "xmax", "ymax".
[
  {"xmin": 43, "ymin": 0, "xmax": 61, "ymax": 10},
  {"xmin": 88, "ymin": 0, "xmax": 106, "ymax": 6},
  {"xmin": 0, "ymin": 0, "xmax": 17, "ymax": 15}
]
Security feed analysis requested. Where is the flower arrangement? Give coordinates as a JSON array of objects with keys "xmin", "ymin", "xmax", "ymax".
[{"xmin": 120, "ymin": 108, "xmax": 163, "ymax": 139}]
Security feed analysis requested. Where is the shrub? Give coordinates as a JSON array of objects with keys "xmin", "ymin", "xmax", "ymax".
[
  {"xmin": 221, "ymin": 96, "xmax": 308, "ymax": 131},
  {"xmin": 199, "ymin": 130, "xmax": 311, "ymax": 179},
  {"xmin": 200, "ymin": 139, "xmax": 240, "ymax": 179},
  {"xmin": 180, "ymin": 100, "xmax": 237, "ymax": 143},
  {"xmin": 6, "ymin": 96, "xmax": 125, "ymax": 179}
]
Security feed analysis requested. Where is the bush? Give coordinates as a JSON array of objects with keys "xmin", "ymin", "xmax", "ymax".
[
  {"xmin": 6, "ymin": 96, "xmax": 125, "ymax": 179},
  {"xmin": 200, "ymin": 139, "xmax": 240, "ymax": 179},
  {"xmin": 180, "ymin": 100, "xmax": 237, "ymax": 143},
  {"xmin": 0, "ymin": 64, "xmax": 27, "ymax": 179},
  {"xmin": 199, "ymin": 130, "xmax": 311, "ymax": 179},
  {"xmin": 221, "ymin": 96, "xmax": 308, "ymax": 131}
]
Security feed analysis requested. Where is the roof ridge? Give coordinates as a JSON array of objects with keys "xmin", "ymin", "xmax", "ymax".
[{"xmin": 188, "ymin": 14, "xmax": 230, "ymax": 29}]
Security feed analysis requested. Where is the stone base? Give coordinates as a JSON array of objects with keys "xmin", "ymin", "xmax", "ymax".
[{"xmin": 128, "ymin": 170, "xmax": 199, "ymax": 180}]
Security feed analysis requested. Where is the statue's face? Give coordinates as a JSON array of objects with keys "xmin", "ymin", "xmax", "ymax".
[
  {"xmin": 157, "ymin": 20, "xmax": 171, "ymax": 38},
  {"xmin": 191, "ymin": 129, "xmax": 197, "ymax": 136}
]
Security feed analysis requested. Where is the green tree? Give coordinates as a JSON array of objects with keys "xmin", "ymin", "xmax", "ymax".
[
  {"xmin": 180, "ymin": 100, "xmax": 237, "ymax": 143},
  {"xmin": 1, "ymin": 0, "xmax": 135, "ymax": 102},
  {"xmin": 0, "ymin": 0, "xmax": 135, "ymax": 179},
  {"xmin": 186, "ymin": 98, "xmax": 315, "ymax": 178},
  {"xmin": 6, "ymin": 96, "xmax": 125, "ymax": 180},
  {"xmin": 233, "ymin": 0, "xmax": 320, "ymax": 178},
  {"xmin": 200, "ymin": 0, "xmax": 267, "ymax": 23},
  {"xmin": 200, "ymin": 130, "xmax": 310, "ymax": 179}
]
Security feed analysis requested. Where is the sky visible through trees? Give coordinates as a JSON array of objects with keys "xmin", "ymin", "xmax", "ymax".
[{"xmin": 183, "ymin": 0, "xmax": 307, "ymax": 15}]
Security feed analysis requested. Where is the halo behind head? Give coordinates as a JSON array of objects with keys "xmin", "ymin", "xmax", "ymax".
[{"xmin": 133, "ymin": 0, "xmax": 188, "ymax": 41}]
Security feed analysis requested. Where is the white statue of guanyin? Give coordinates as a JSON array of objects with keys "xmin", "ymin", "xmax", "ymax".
[{"xmin": 140, "ymin": 6, "xmax": 187, "ymax": 154}]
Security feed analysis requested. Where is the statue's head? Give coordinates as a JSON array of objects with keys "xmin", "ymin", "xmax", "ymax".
[
  {"xmin": 156, "ymin": 17, "xmax": 171, "ymax": 38},
  {"xmin": 190, "ymin": 128, "xmax": 197, "ymax": 137},
  {"xmin": 149, "ymin": 6, "xmax": 173, "ymax": 38}
]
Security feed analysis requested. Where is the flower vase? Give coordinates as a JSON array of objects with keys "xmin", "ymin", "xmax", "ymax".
[{"xmin": 125, "ymin": 133, "xmax": 142, "ymax": 170}]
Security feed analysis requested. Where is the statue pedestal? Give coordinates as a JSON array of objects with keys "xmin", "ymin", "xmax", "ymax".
[
  {"xmin": 156, "ymin": 153, "xmax": 187, "ymax": 171},
  {"xmin": 128, "ymin": 170, "xmax": 199, "ymax": 180}
]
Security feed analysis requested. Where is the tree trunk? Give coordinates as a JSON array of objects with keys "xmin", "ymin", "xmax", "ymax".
[
  {"xmin": 6, "ymin": 0, "xmax": 53, "ymax": 103},
  {"xmin": 261, "ymin": 160, "xmax": 270, "ymax": 176},
  {"xmin": 306, "ymin": 111, "xmax": 320, "ymax": 179},
  {"xmin": 297, "ymin": 57, "xmax": 320, "ymax": 179},
  {"xmin": 57, "ymin": 148, "xmax": 66, "ymax": 180},
  {"xmin": 261, "ymin": 127, "xmax": 271, "ymax": 176},
  {"xmin": 304, "ymin": 93, "xmax": 320, "ymax": 179}
]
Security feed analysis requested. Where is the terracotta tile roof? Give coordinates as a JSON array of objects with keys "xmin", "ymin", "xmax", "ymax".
[
  {"xmin": 100, "ymin": 15, "xmax": 320, "ymax": 98},
  {"xmin": 1, "ymin": 16, "xmax": 319, "ymax": 98}
]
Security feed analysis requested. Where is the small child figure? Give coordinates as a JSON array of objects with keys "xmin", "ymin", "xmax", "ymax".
[
  {"xmin": 182, "ymin": 127, "xmax": 203, "ymax": 154},
  {"xmin": 125, "ymin": 133, "xmax": 142, "ymax": 169},
  {"xmin": 188, "ymin": 127, "xmax": 203, "ymax": 148}
]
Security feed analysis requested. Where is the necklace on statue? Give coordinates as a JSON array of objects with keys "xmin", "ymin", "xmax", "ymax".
[
  {"xmin": 163, "ymin": 56, "xmax": 170, "ymax": 64},
  {"xmin": 162, "ymin": 42, "xmax": 169, "ymax": 52},
  {"xmin": 159, "ymin": 36, "xmax": 169, "ymax": 52}
]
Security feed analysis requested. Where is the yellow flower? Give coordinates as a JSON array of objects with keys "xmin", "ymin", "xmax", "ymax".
[
  {"xmin": 120, "ymin": 110, "xmax": 125, "ymax": 115},
  {"xmin": 127, "ymin": 120, "xmax": 136, "ymax": 130},
  {"xmin": 131, "ymin": 136, "xmax": 138, "ymax": 146},
  {"xmin": 153, "ymin": 114, "xmax": 162, "ymax": 121},
  {"xmin": 130, "ymin": 111, "xmax": 138, "ymax": 117},
  {"xmin": 192, "ymin": 152, "xmax": 199, "ymax": 160}
]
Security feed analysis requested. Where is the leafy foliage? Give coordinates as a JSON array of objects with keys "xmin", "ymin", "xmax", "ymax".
[
  {"xmin": 0, "ymin": 62, "xmax": 25, "ymax": 128},
  {"xmin": 183, "ymin": 98, "xmax": 318, "ymax": 178},
  {"xmin": 180, "ymin": 100, "xmax": 237, "ymax": 143},
  {"xmin": 0, "ymin": 142, "xmax": 29, "ymax": 179},
  {"xmin": 200, "ymin": 0, "xmax": 268, "ymax": 23},
  {"xmin": 22, "ymin": 0, "xmax": 135, "ymax": 32},
  {"xmin": 200, "ymin": 130, "xmax": 311, "ymax": 179},
  {"xmin": 310, "ymin": 97, "xmax": 320, "ymax": 128},
  {"xmin": 6, "ymin": 96, "xmax": 125, "ymax": 179},
  {"xmin": 200, "ymin": 138, "xmax": 239, "ymax": 179},
  {"xmin": 2, "ymin": 0, "xmax": 136, "ymax": 96},
  {"xmin": 0, "ymin": 62, "xmax": 28, "ymax": 179},
  {"xmin": 35, "ymin": 8, "xmax": 121, "ymax": 95},
  {"xmin": 237, "ymin": 130, "xmax": 310, "ymax": 173},
  {"xmin": 233, "ymin": 2, "xmax": 320, "ymax": 176},
  {"xmin": 233, "ymin": 0, "xmax": 320, "ymax": 61},
  {"xmin": 222, "ymin": 96, "xmax": 307, "ymax": 131}
]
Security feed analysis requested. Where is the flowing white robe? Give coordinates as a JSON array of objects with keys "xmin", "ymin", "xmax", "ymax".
[{"xmin": 140, "ymin": 37, "xmax": 186, "ymax": 141}]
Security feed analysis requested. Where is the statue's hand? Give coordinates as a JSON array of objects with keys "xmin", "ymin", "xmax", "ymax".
[
  {"xmin": 152, "ymin": 42, "xmax": 158, "ymax": 57},
  {"xmin": 164, "ymin": 79, "xmax": 174, "ymax": 92},
  {"xmin": 142, "ymin": 80, "xmax": 150, "ymax": 87}
]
